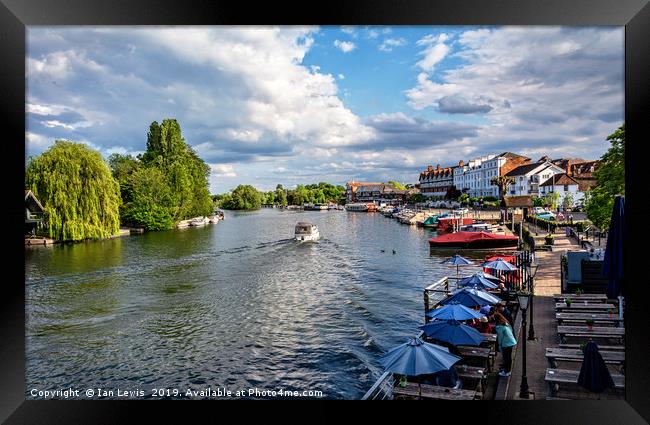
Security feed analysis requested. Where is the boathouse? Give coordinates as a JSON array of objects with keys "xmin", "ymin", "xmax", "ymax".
[{"xmin": 25, "ymin": 189, "xmax": 44, "ymax": 236}]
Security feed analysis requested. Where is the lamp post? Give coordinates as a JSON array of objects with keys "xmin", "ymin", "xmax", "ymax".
[
  {"xmin": 517, "ymin": 291, "xmax": 531, "ymax": 399},
  {"xmin": 526, "ymin": 262, "xmax": 539, "ymax": 341}
]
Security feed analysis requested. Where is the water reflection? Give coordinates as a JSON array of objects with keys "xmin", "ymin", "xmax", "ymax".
[{"xmin": 26, "ymin": 208, "xmax": 490, "ymax": 399}]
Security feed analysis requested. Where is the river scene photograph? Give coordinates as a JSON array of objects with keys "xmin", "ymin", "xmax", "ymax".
[{"xmin": 25, "ymin": 25, "xmax": 626, "ymax": 400}]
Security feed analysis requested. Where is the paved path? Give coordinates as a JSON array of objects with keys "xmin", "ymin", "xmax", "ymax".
[{"xmin": 506, "ymin": 233, "xmax": 573, "ymax": 399}]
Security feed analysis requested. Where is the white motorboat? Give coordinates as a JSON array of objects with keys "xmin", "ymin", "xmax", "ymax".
[{"xmin": 294, "ymin": 222, "xmax": 320, "ymax": 242}]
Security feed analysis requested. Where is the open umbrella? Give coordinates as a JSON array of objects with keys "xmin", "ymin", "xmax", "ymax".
[
  {"xmin": 441, "ymin": 254, "xmax": 474, "ymax": 279},
  {"xmin": 441, "ymin": 287, "xmax": 502, "ymax": 307},
  {"xmin": 420, "ymin": 319, "xmax": 486, "ymax": 346},
  {"xmin": 482, "ymin": 257, "xmax": 517, "ymax": 271},
  {"xmin": 476, "ymin": 271, "xmax": 501, "ymax": 282},
  {"xmin": 458, "ymin": 273, "xmax": 499, "ymax": 290},
  {"xmin": 577, "ymin": 341, "xmax": 615, "ymax": 394},
  {"xmin": 602, "ymin": 196, "xmax": 624, "ymax": 316},
  {"xmin": 426, "ymin": 301, "xmax": 485, "ymax": 321},
  {"xmin": 380, "ymin": 337, "xmax": 462, "ymax": 396}
]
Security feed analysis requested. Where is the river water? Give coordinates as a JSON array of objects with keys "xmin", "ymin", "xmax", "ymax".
[{"xmin": 25, "ymin": 208, "xmax": 490, "ymax": 399}]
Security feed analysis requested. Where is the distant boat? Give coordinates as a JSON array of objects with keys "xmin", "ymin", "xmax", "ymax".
[
  {"xmin": 345, "ymin": 203, "xmax": 369, "ymax": 212},
  {"xmin": 429, "ymin": 231, "xmax": 518, "ymax": 250},
  {"xmin": 295, "ymin": 221, "xmax": 320, "ymax": 242},
  {"xmin": 189, "ymin": 217, "xmax": 209, "ymax": 227}
]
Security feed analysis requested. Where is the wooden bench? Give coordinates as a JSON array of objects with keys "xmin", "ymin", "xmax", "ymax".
[
  {"xmin": 454, "ymin": 365, "xmax": 488, "ymax": 391},
  {"xmin": 553, "ymin": 294, "xmax": 608, "ymax": 303},
  {"xmin": 545, "ymin": 347, "xmax": 625, "ymax": 368},
  {"xmin": 555, "ymin": 303, "xmax": 617, "ymax": 313},
  {"xmin": 545, "ymin": 368, "xmax": 624, "ymax": 397},
  {"xmin": 392, "ymin": 382, "xmax": 480, "ymax": 400},
  {"xmin": 556, "ymin": 312, "xmax": 623, "ymax": 326},
  {"xmin": 557, "ymin": 325, "xmax": 625, "ymax": 344},
  {"xmin": 559, "ymin": 343, "xmax": 625, "ymax": 351}
]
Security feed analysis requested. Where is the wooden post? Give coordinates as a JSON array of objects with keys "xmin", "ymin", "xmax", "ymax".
[{"xmin": 424, "ymin": 289, "xmax": 430, "ymax": 323}]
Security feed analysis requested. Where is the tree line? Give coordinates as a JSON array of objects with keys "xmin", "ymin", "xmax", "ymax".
[
  {"xmin": 26, "ymin": 119, "xmax": 214, "ymax": 241},
  {"xmin": 214, "ymin": 182, "xmax": 347, "ymax": 210}
]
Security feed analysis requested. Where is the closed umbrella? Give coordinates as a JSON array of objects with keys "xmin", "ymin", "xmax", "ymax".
[
  {"xmin": 577, "ymin": 341, "xmax": 615, "ymax": 394},
  {"xmin": 420, "ymin": 319, "xmax": 486, "ymax": 346},
  {"xmin": 426, "ymin": 301, "xmax": 485, "ymax": 321},
  {"xmin": 602, "ymin": 196, "xmax": 624, "ymax": 316},
  {"xmin": 441, "ymin": 287, "xmax": 502, "ymax": 307},
  {"xmin": 441, "ymin": 254, "xmax": 474, "ymax": 279},
  {"xmin": 458, "ymin": 273, "xmax": 499, "ymax": 290}
]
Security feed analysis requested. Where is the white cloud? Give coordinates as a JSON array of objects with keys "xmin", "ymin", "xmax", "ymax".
[
  {"xmin": 415, "ymin": 33, "xmax": 450, "ymax": 71},
  {"xmin": 334, "ymin": 39, "xmax": 356, "ymax": 53},
  {"xmin": 340, "ymin": 26, "xmax": 357, "ymax": 37},
  {"xmin": 211, "ymin": 164, "xmax": 237, "ymax": 177},
  {"xmin": 338, "ymin": 73, "xmax": 345, "ymax": 80},
  {"xmin": 365, "ymin": 28, "xmax": 380, "ymax": 39},
  {"xmin": 378, "ymin": 37, "xmax": 407, "ymax": 52}
]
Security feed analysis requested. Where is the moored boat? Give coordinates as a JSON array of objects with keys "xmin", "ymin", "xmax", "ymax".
[{"xmin": 429, "ymin": 231, "xmax": 518, "ymax": 250}]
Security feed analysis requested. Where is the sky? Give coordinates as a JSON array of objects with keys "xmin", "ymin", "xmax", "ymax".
[{"xmin": 26, "ymin": 26, "xmax": 624, "ymax": 193}]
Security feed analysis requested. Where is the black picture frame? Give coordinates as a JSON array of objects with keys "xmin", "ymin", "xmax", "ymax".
[{"xmin": 1, "ymin": 0, "xmax": 649, "ymax": 423}]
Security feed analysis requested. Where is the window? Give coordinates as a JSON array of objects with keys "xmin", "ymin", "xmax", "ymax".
[{"xmin": 564, "ymin": 185, "xmax": 569, "ymax": 191}]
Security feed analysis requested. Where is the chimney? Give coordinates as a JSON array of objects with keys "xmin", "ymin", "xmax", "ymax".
[
  {"xmin": 427, "ymin": 165, "xmax": 434, "ymax": 172},
  {"xmin": 436, "ymin": 164, "xmax": 441, "ymax": 170},
  {"xmin": 459, "ymin": 160, "xmax": 465, "ymax": 167}
]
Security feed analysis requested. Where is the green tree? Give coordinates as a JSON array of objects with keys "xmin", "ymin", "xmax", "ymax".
[
  {"xmin": 586, "ymin": 124, "xmax": 625, "ymax": 230},
  {"xmin": 562, "ymin": 192, "xmax": 574, "ymax": 210},
  {"xmin": 222, "ymin": 185, "xmax": 262, "ymax": 210},
  {"xmin": 275, "ymin": 184, "xmax": 288, "ymax": 206},
  {"xmin": 387, "ymin": 181, "xmax": 407, "ymax": 190},
  {"xmin": 26, "ymin": 141, "xmax": 121, "ymax": 241},
  {"xmin": 458, "ymin": 193, "xmax": 469, "ymax": 205},
  {"xmin": 121, "ymin": 167, "xmax": 174, "ymax": 230},
  {"xmin": 139, "ymin": 119, "xmax": 213, "ymax": 221}
]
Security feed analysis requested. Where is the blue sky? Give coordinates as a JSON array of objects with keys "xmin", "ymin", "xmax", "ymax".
[{"xmin": 26, "ymin": 26, "xmax": 624, "ymax": 193}]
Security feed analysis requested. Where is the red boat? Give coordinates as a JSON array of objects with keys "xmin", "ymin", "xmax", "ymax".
[
  {"xmin": 436, "ymin": 217, "xmax": 474, "ymax": 232},
  {"xmin": 428, "ymin": 231, "xmax": 519, "ymax": 249}
]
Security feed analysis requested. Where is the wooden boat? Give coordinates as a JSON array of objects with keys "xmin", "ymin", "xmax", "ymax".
[{"xmin": 429, "ymin": 231, "xmax": 518, "ymax": 249}]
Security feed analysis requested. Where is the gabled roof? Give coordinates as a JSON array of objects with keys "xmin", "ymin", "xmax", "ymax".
[
  {"xmin": 505, "ymin": 161, "xmax": 564, "ymax": 177},
  {"xmin": 25, "ymin": 189, "xmax": 44, "ymax": 212},
  {"xmin": 347, "ymin": 182, "xmax": 382, "ymax": 188},
  {"xmin": 540, "ymin": 173, "xmax": 580, "ymax": 187},
  {"xmin": 499, "ymin": 152, "xmax": 531, "ymax": 161}
]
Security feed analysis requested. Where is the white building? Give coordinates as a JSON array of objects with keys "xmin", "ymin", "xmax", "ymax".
[
  {"xmin": 504, "ymin": 160, "xmax": 566, "ymax": 197},
  {"xmin": 539, "ymin": 173, "xmax": 584, "ymax": 207},
  {"xmin": 453, "ymin": 152, "xmax": 530, "ymax": 198}
]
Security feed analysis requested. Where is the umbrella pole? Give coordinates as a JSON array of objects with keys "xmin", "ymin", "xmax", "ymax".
[{"xmin": 619, "ymin": 296, "xmax": 623, "ymax": 321}]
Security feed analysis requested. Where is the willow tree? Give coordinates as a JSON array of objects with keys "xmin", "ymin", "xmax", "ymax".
[{"xmin": 26, "ymin": 141, "xmax": 121, "ymax": 241}]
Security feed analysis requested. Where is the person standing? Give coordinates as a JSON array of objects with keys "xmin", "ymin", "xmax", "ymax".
[{"xmin": 494, "ymin": 312, "xmax": 517, "ymax": 377}]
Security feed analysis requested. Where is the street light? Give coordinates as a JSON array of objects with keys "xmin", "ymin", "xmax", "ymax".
[
  {"xmin": 517, "ymin": 290, "xmax": 531, "ymax": 399},
  {"xmin": 526, "ymin": 262, "xmax": 540, "ymax": 341}
]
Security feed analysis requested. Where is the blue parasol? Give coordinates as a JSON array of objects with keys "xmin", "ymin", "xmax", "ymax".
[
  {"xmin": 380, "ymin": 337, "xmax": 461, "ymax": 376},
  {"xmin": 426, "ymin": 301, "xmax": 485, "ymax": 321},
  {"xmin": 420, "ymin": 319, "xmax": 486, "ymax": 346},
  {"xmin": 458, "ymin": 273, "xmax": 499, "ymax": 290},
  {"xmin": 441, "ymin": 287, "xmax": 502, "ymax": 307}
]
